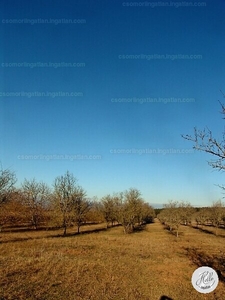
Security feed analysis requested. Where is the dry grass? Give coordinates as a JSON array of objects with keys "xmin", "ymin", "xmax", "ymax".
[{"xmin": 0, "ymin": 220, "xmax": 224, "ymax": 300}]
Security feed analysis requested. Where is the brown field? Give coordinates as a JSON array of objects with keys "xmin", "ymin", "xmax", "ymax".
[{"xmin": 0, "ymin": 219, "xmax": 224, "ymax": 300}]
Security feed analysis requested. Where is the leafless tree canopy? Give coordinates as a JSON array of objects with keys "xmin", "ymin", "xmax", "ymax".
[
  {"xmin": 0, "ymin": 168, "xmax": 16, "ymax": 204},
  {"xmin": 21, "ymin": 178, "xmax": 50, "ymax": 229},
  {"xmin": 100, "ymin": 188, "xmax": 155, "ymax": 233},
  {"xmin": 182, "ymin": 98, "xmax": 225, "ymax": 172},
  {"xmin": 158, "ymin": 200, "xmax": 195, "ymax": 237},
  {"xmin": 52, "ymin": 171, "xmax": 91, "ymax": 235}
]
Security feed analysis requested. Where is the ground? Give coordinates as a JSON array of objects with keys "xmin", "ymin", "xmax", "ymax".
[{"xmin": 0, "ymin": 220, "xmax": 224, "ymax": 300}]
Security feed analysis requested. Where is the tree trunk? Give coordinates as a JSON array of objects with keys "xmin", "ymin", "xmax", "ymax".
[
  {"xmin": 215, "ymin": 225, "xmax": 218, "ymax": 236},
  {"xmin": 63, "ymin": 225, "xmax": 67, "ymax": 236},
  {"xmin": 175, "ymin": 224, "xmax": 179, "ymax": 237}
]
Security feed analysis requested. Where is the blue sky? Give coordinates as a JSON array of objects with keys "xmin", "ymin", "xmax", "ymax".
[{"xmin": 1, "ymin": 0, "xmax": 225, "ymax": 207}]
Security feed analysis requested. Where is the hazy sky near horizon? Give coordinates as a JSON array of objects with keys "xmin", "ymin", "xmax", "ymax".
[{"xmin": 1, "ymin": 0, "xmax": 225, "ymax": 207}]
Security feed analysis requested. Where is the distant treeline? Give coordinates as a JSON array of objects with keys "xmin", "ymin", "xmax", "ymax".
[{"xmin": 158, "ymin": 200, "xmax": 225, "ymax": 237}]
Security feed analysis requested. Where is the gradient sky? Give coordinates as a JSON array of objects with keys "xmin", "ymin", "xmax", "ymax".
[{"xmin": 1, "ymin": 0, "xmax": 225, "ymax": 207}]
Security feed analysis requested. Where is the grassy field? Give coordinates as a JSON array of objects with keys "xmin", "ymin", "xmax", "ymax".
[{"xmin": 0, "ymin": 220, "xmax": 224, "ymax": 300}]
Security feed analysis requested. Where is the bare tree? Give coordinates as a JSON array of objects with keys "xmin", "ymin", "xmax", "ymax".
[
  {"xmin": 159, "ymin": 200, "xmax": 194, "ymax": 237},
  {"xmin": 118, "ymin": 188, "xmax": 143, "ymax": 233},
  {"xmin": 21, "ymin": 178, "xmax": 50, "ymax": 229},
  {"xmin": 180, "ymin": 201, "xmax": 195, "ymax": 226},
  {"xmin": 100, "ymin": 194, "xmax": 122, "ymax": 228},
  {"xmin": 100, "ymin": 195, "xmax": 114, "ymax": 227},
  {"xmin": 139, "ymin": 202, "xmax": 155, "ymax": 224},
  {"xmin": 0, "ymin": 168, "xmax": 16, "ymax": 204},
  {"xmin": 194, "ymin": 207, "xmax": 211, "ymax": 228},
  {"xmin": 53, "ymin": 171, "xmax": 78, "ymax": 235},
  {"xmin": 72, "ymin": 186, "xmax": 92, "ymax": 234},
  {"xmin": 84, "ymin": 199, "xmax": 105, "ymax": 223},
  {"xmin": 100, "ymin": 190, "xmax": 155, "ymax": 233},
  {"xmin": 163, "ymin": 200, "xmax": 180, "ymax": 236},
  {"xmin": 0, "ymin": 189, "xmax": 27, "ymax": 231},
  {"xmin": 182, "ymin": 97, "xmax": 225, "ymax": 189},
  {"xmin": 210, "ymin": 200, "xmax": 225, "ymax": 235}
]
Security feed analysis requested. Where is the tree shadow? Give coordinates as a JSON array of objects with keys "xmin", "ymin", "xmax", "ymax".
[
  {"xmin": 191, "ymin": 225, "xmax": 225, "ymax": 238},
  {"xmin": 159, "ymin": 296, "xmax": 173, "ymax": 300},
  {"xmin": 0, "ymin": 226, "xmax": 109, "ymax": 244},
  {"xmin": 185, "ymin": 247, "xmax": 225, "ymax": 283},
  {"xmin": 133, "ymin": 224, "xmax": 146, "ymax": 232},
  {"xmin": 0, "ymin": 236, "xmax": 33, "ymax": 243},
  {"xmin": 192, "ymin": 225, "xmax": 215, "ymax": 235},
  {"xmin": 65, "ymin": 227, "xmax": 108, "ymax": 236}
]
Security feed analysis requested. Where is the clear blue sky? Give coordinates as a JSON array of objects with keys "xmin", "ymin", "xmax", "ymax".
[{"xmin": 1, "ymin": 0, "xmax": 225, "ymax": 207}]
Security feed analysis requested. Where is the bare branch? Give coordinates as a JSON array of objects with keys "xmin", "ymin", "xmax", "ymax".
[
  {"xmin": 0, "ymin": 168, "xmax": 17, "ymax": 204},
  {"xmin": 182, "ymin": 106, "xmax": 225, "ymax": 171}
]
